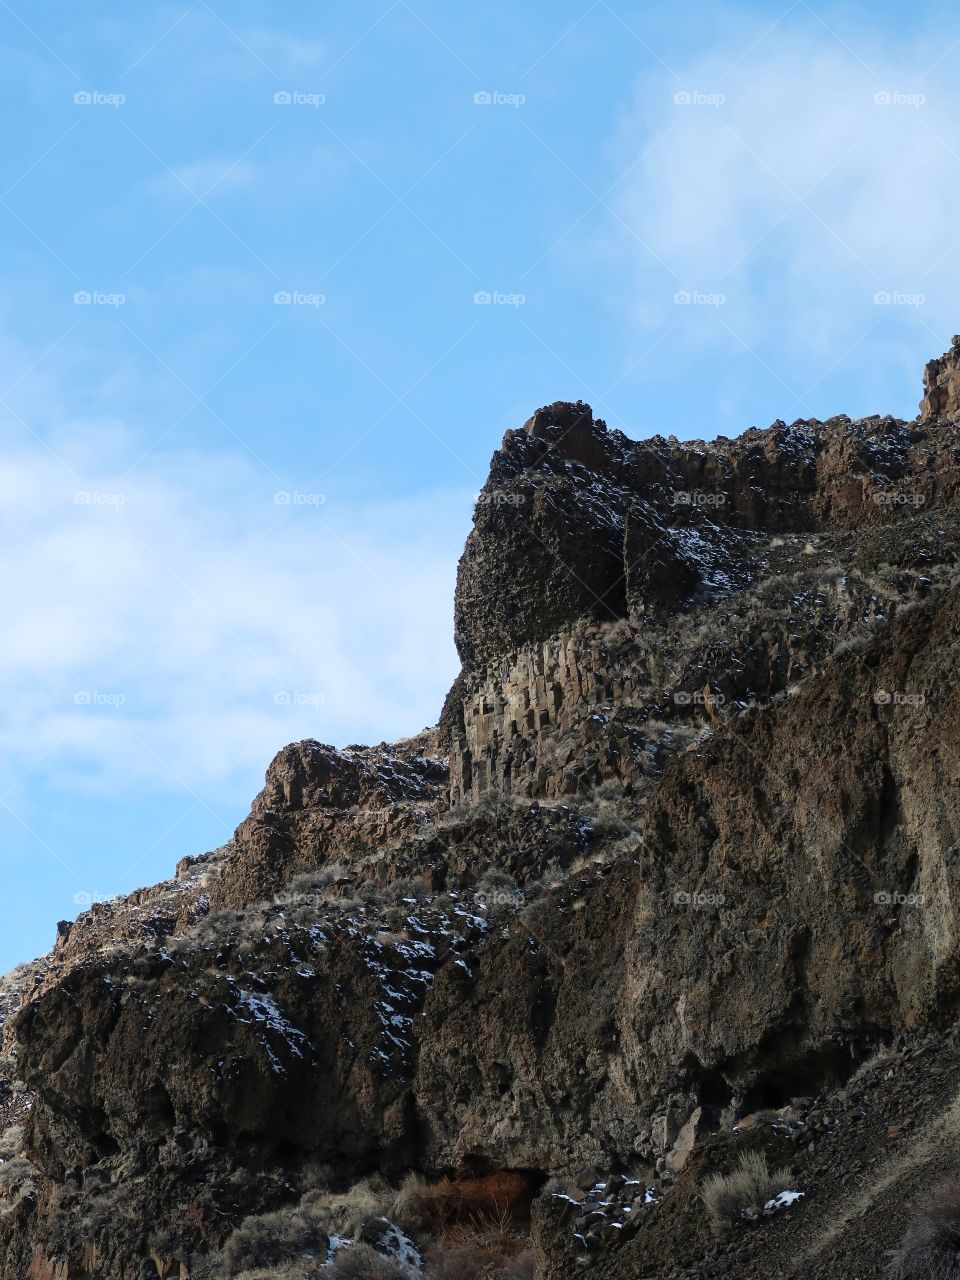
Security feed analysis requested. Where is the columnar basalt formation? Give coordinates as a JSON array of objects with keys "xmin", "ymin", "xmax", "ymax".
[{"xmin": 921, "ymin": 333, "xmax": 960, "ymax": 422}]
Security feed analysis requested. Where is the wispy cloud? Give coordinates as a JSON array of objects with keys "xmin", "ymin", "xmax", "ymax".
[
  {"xmin": 143, "ymin": 12, "xmax": 327, "ymax": 83},
  {"xmin": 157, "ymin": 156, "xmax": 259, "ymax": 196},
  {"xmin": 0, "ymin": 399, "xmax": 469, "ymax": 799},
  {"xmin": 240, "ymin": 26, "xmax": 326, "ymax": 74},
  {"xmin": 600, "ymin": 14, "xmax": 960, "ymax": 410}
]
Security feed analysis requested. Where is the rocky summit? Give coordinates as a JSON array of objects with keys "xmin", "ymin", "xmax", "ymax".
[{"xmin": 2, "ymin": 341, "xmax": 960, "ymax": 1280}]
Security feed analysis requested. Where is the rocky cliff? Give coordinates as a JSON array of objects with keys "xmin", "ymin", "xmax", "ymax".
[{"xmin": 1, "ymin": 341, "xmax": 960, "ymax": 1279}]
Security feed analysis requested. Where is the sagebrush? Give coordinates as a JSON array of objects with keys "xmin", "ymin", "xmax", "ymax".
[{"xmin": 700, "ymin": 1150, "xmax": 792, "ymax": 1224}]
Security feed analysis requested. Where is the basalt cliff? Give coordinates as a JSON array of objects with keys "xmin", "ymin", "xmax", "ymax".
[{"xmin": 2, "ymin": 340, "xmax": 960, "ymax": 1279}]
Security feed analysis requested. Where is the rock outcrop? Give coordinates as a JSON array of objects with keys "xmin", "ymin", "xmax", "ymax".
[
  {"xmin": 2, "ymin": 337, "xmax": 960, "ymax": 1279},
  {"xmin": 921, "ymin": 333, "xmax": 960, "ymax": 421}
]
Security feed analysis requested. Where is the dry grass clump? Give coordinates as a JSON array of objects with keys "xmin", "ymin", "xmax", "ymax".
[
  {"xmin": 222, "ymin": 1203, "xmax": 329, "ymax": 1276},
  {"xmin": 847, "ymin": 1044, "xmax": 899, "ymax": 1087},
  {"xmin": 888, "ymin": 1179, "xmax": 960, "ymax": 1279},
  {"xmin": 475, "ymin": 870, "xmax": 522, "ymax": 909},
  {"xmin": 438, "ymin": 790, "xmax": 526, "ymax": 830},
  {"xmin": 307, "ymin": 1173, "xmax": 393, "ymax": 1239},
  {"xmin": 393, "ymin": 1173, "xmax": 455, "ymax": 1232},
  {"xmin": 500, "ymin": 1250, "xmax": 535, "ymax": 1280},
  {"xmin": 0, "ymin": 1154, "xmax": 37, "ymax": 1211},
  {"xmin": 542, "ymin": 1175, "xmax": 579, "ymax": 1197},
  {"xmin": 378, "ymin": 876, "xmax": 430, "ymax": 902},
  {"xmin": 583, "ymin": 799, "xmax": 631, "ymax": 841},
  {"xmin": 420, "ymin": 1206, "xmax": 534, "ymax": 1280},
  {"xmin": 594, "ymin": 616, "xmax": 634, "ymax": 644},
  {"xmin": 288, "ymin": 864, "xmax": 348, "ymax": 887},
  {"xmin": 0, "ymin": 1125, "xmax": 26, "ymax": 1160},
  {"xmin": 425, "ymin": 1239, "xmax": 534, "ymax": 1280},
  {"xmin": 235, "ymin": 1265, "xmax": 325, "ymax": 1280},
  {"xmin": 591, "ymin": 777, "xmax": 626, "ymax": 802},
  {"xmin": 331, "ymin": 1242, "xmax": 413, "ymax": 1279},
  {"xmin": 164, "ymin": 934, "xmax": 198, "ymax": 959},
  {"xmin": 700, "ymin": 1150, "xmax": 792, "ymax": 1225}
]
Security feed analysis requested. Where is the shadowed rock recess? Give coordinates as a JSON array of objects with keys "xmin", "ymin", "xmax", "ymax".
[{"xmin": 3, "ymin": 342, "xmax": 960, "ymax": 1280}]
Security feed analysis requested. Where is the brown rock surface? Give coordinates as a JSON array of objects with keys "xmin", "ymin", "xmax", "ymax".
[{"xmin": 921, "ymin": 333, "xmax": 960, "ymax": 421}]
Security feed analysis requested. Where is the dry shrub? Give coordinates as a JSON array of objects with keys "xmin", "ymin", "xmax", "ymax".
[
  {"xmin": 425, "ymin": 1241, "xmax": 508, "ymax": 1280},
  {"xmin": 848, "ymin": 1044, "xmax": 898, "ymax": 1087},
  {"xmin": 700, "ymin": 1150, "xmax": 792, "ymax": 1225},
  {"xmin": 888, "ymin": 1178, "xmax": 960, "ymax": 1279},
  {"xmin": 541, "ymin": 1175, "xmax": 578, "ymax": 1197},
  {"xmin": 591, "ymin": 778, "xmax": 625, "ymax": 802},
  {"xmin": 0, "ymin": 1126, "xmax": 26, "ymax": 1160},
  {"xmin": 307, "ymin": 1173, "xmax": 392, "ymax": 1239},
  {"xmin": 393, "ymin": 1173, "xmax": 531, "ymax": 1232},
  {"xmin": 0, "ymin": 1156, "xmax": 37, "ymax": 1203},
  {"xmin": 476, "ymin": 869, "xmax": 521, "ymax": 902},
  {"xmin": 393, "ymin": 1173, "xmax": 461, "ymax": 1231},
  {"xmin": 332, "ymin": 1242, "xmax": 412, "ymax": 1279},
  {"xmin": 222, "ymin": 1203, "xmax": 329, "ymax": 1275},
  {"xmin": 501, "ymin": 1250, "xmax": 535, "ymax": 1280},
  {"xmin": 424, "ymin": 1231, "xmax": 534, "ymax": 1280},
  {"xmin": 235, "ymin": 1265, "xmax": 325, "ymax": 1280},
  {"xmin": 584, "ymin": 800, "xmax": 631, "ymax": 840}
]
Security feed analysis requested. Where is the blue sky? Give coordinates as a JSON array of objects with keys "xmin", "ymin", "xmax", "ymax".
[{"xmin": 1, "ymin": 0, "xmax": 957, "ymax": 970}]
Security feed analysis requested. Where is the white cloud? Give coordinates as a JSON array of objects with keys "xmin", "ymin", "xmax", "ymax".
[
  {"xmin": 0, "ymin": 429, "xmax": 470, "ymax": 798},
  {"xmin": 603, "ymin": 16, "xmax": 960, "ymax": 405}
]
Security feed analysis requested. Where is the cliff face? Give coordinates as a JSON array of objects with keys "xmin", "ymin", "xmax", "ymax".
[
  {"xmin": 921, "ymin": 334, "xmax": 960, "ymax": 422},
  {"xmin": 447, "ymin": 397, "xmax": 958, "ymax": 806},
  {"xmin": 2, "ymin": 341, "xmax": 960, "ymax": 1279}
]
